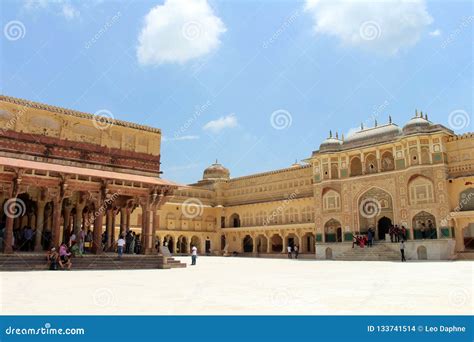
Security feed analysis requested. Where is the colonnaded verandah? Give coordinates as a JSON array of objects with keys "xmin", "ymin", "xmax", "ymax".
[{"xmin": 0, "ymin": 95, "xmax": 473, "ymax": 261}]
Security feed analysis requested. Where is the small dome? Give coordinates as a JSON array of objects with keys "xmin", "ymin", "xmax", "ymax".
[
  {"xmin": 203, "ymin": 160, "xmax": 230, "ymax": 180},
  {"xmin": 403, "ymin": 112, "xmax": 431, "ymax": 133},
  {"xmin": 290, "ymin": 160, "xmax": 301, "ymax": 168},
  {"xmin": 319, "ymin": 131, "xmax": 342, "ymax": 152}
]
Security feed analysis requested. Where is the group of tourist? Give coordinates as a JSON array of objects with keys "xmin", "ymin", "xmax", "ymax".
[
  {"xmin": 46, "ymin": 243, "xmax": 72, "ymax": 270},
  {"xmin": 389, "ymin": 225, "xmax": 407, "ymax": 242},
  {"xmin": 352, "ymin": 228, "xmax": 376, "ymax": 248},
  {"xmin": 287, "ymin": 245, "xmax": 299, "ymax": 259}
]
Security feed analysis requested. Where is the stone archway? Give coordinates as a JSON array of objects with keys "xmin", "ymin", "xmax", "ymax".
[
  {"xmin": 377, "ymin": 216, "xmax": 392, "ymax": 240},
  {"xmin": 270, "ymin": 234, "xmax": 283, "ymax": 252},
  {"xmin": 417, "ymin": 245, "xmax": 427, "ymax": 260},
  {"xmin": 324, "ymin": 219, "xmax": 342, "ymax": 242},
  {"xmin": 177, "ymin": 235, "xmax": 188, "ymax": 254},
  {"xmin": 243, "ymin": 235, "xmax": 253, "ymax": 253},
  {"xmin": 164, "ymin": 235, "xmax": 174, "ymax": 253},
  {"xmin": 358, "ymin": 187, "xmax": 394, "ymax": 239},
  {"xmin": 302, "ymin": 232, "xmax": 315, "ymax": 253},
  {"xmin": 412, "ymin": 211, "xmax": 436, "ymax": 239},
  {"xmin": 190, "ymin": 235, "xmax": 201, "ymax": 253}
]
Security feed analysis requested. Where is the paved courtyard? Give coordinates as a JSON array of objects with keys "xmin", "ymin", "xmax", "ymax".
[{"xmin": 0, "ymin": 257, "xmax": 472, "ymax": 315}]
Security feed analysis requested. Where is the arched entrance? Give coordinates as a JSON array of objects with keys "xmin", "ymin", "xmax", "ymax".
[
  {"xmin": 324, "ymin": 219, "xmax": 342, "ymax": 242},
  {"xmin": 177, "ymin": 235, "xmax": 188, "ymax": 254},
  {"xmin": 190, "ymin": 235, "xmax": 201, "ymax": 253},
  {"xmin": 229, "ymin": 213, "xmax": 240, "ymax": 228},
  {"xmin": 377, "ymin": 217, "xmax": 392, "ymax": 240},
  {"xmin": 164, "ymin": 235, "xmax": 174, "ymax": 253},
  {"xmin": 325, "ymin": 247, "xmax": 333, "ymax": 260},
  {"xmin": 220, "ymin": 234, "xmax": 226, "ymax": 251},
  {"xmin": 243, "ymin": 235, "xmax": 253, "ymax": 253},
  {"xmin": 270, "ymin": 234, "xmax": 283, "ymax": 252},
  {"xmin": 412, "ymin": 211, "xmax": 436, "ymax": 239},
  {"xmin": 417, "ymin": 245, "xmax": 427, "ymax": 260},
  {"xmin": 358, "ymin": 187, "xmax": 394, "ymax": 239},
  {"xmin": 286, "ymin": 233, "xmax": 299, "ymax": 249},
  {"xmin": 302, "ymin": 232, "xmax": 315, "ymax": 253}
]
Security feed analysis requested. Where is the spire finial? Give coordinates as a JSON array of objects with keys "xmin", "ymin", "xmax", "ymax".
[
  {"xmin": 329, "ymin": 130, "xmax": 332, "ymax": 138},
  {"xmin": 415, "ymin": 109, "xmax": 418, "ymax": 117},
  {"xmin": 389, "ymin": 115, "xmax": 392, "ymax": 124},
  {"xmin": 425, "ymin": 113, "xmax": 428, "ymax": 120},
  {"xmin": 361, "ymin": 122, "xmax": 364, "ymax": 130},
  {"xmin": 374, "ymin": 119, "xmax": 378, "ymax": 127},
  {"xmin": 341, "ymin": 133, "xmax": 345, "ymax": 141},
  {"xmin": 420, "ymin": 111, "xmax": 423, "ymax": 118},
  {"xmin": 215, "ymin": 159, "xmax": 218, "ymax": 164},
  {"xmin": 336, "ymin": 132, "xmax": 339, "ymax": 139}
]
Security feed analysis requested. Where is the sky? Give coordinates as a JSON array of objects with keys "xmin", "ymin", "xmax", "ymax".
[{"xmin": 1, "ymin": 0, "xmax": 472, "ymax": 184}]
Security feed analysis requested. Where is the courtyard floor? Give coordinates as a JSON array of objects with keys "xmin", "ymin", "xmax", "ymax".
[{"xmin": 0, "ymin": 257, "xmax": 472, "ymax": 315}]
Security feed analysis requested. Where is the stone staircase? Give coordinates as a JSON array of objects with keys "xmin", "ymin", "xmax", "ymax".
[
  {"xmin": 334, "ymin": 243, "xmax": 401, "ymax": 261},
  {"xmin": 0, "ymin": 253, "xmax": 186, "ymax": 271}
]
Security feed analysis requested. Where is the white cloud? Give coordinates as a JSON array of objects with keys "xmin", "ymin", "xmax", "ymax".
[
  {"xmin": 203, "ymin": 114, "xmax": 237, "ymax": 133},
  {"xmin": 137, "ymin": 0, "xmax": 226, "ymax": 66},
  {"xmin": 429, "ymin": 29, "xmax": 441, "ymax": 36},
  {"xmin": 163, "ymin": 135, "xmax": 200, "ymax": 142},
  {"xmin": 24, "ymin": 0, "xmax": 80, "ymax": 20},
  {"xmin": 304, "ymin": 0, "xmax": 433, "ymax": 55}
]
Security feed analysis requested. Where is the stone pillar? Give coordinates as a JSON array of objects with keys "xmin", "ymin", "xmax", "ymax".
[
  {"xmin": 34, "ymin": 201, "xmax": 46, "ymax": 252},
  {"xmin": 120, "ymin": 208, "xmax": 127, "ymax": 237},
  {"xmin": 106, "ymin": 208, "xmax": 113, "ymax": 251},
  {"xmin": 3, "ymin": 199, "xmax": 15, "ymax": 254},
  {"xmin": 126, "ymin": 208, "xmax": 131, "ymax": 232},
  {"xmin": 110, "ymin": 209, "xmax": 116, "ymax": 249},
  {"xmin": 62, "ymin": 205, "xmax": 73, "ymax": 244},
  {"xmin": 151, "ymin": 210, "xmax": 159, "ymax": 254},
  {"xmin": 92, "ymin": 207, "xmax": 104, "ymax": 254},
  {"xmin": 252, "ymin": 236, "xmax": 258, "ymax": 254},
  {"xmin": 141, "ymin": 204, "xmax": 152, "ymax": 254},
  {"xmin": 454, "ymin": 220, "xmax": 465, "ymax": 252},
  {"xmin": 74, "ymin": 202, "xmax": 86, "ymax": 236},
  {"xmin": 51, "ymin": 199, "xmax": 63, "ymax": 249},
  {"xmin": 267, "ymin": 236, "xmax": 272, "ymax": 253}
]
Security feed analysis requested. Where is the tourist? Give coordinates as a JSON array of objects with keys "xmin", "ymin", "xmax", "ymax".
[
  {"xmin": 389, "ymin": 225, "xmax": 394, "ymax": 242},
  {"xmin": 420, "ymin": 223, "xmax": 426, "ymax": 239},
  {"xmin": 79, "ymin": 228, "xmax": 86, "ymax": 254},
  {"xmin": 287, "ymin": 245, "xmax": 292, "ymax": 259},
  {"xmin": 46, "ymin": 247, "xmax": 59, "ymax": 270},
  {"xmin": 352, "ymin": 234, "xmax": 358, "ymax": 248},
  {"xmin": 24, "ymin": 225, "xmax": 34, "ymax": 251},
  {"xmin": 191, "ymin": 245, "xmax": 197, "ymax": 265},
  {"xmin": 428, "ymin": 221, "xmax": 435, "ymax": 239},
  {"xmin": 294, "ymin": 245, "xmax": 299, "ymax": 259},
  {"xmin": 59, "ymin": 243, "xmax": 72, "ymax": 270},
  {"xmin": 85, "ymin": 229, "xmax": 92, "ymax": 252},
  {"xmin": 69, "ymin": 232, "xmax": 76, "ymax": 247},
  {"xmin": 400, "ymin": 240, "xmax": 406, "ymax": 262},
  {"xmin": 401, "ymin": 226, "xmax": 407, "ymax": 241},
  {"xmin": 135, "ymin": 234, "xmax": 142, "ymax": 254},
  {"xmin": 367, "ymin": 229, "xmax": 373, "ymax": 247},
  {"xmin": 129, "ymin": 232, "xmax": 136, "ymax": 254},
  {"xmin": 117, "ymin": 235, "xmax": 125, "ymax": 259},
  {"xmin": 125, "ymin": 231, "xmax": 132, "ymax": 254}
]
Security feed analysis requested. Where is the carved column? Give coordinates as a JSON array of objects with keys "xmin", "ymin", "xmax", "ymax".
[
  {"xmin": 120, "ymin": 207, "xmax": 127, "ymax": 237},
  {"xmin": 62, "ymin": 200, "xmax": 74, "ymax": 244},
  {"xmin": 51, "ymin": 197, "xmax": 63, "ymax": 248},
  {"xmin": 3, "ymin": 199, "xmax": 15, "ymax": 254},
  {"xmin": 34, "ymin": 200, "xmax": 47, "ymax": 252},
  {"xmin": 105, "ymin": 208, "xmax": 113, "ymax": 251}
]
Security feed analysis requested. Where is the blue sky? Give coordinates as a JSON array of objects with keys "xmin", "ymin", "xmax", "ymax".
[{"xmin": 1, "ymin": 0, "xmax": 472, "ymax": 184}]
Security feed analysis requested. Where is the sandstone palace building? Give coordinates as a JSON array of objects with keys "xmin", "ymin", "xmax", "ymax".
[{"xmin": 0, "ymin": 95, "xmax": 473, "ymax": 260}]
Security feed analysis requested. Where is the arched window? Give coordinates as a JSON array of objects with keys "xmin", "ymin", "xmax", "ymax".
[
  {"xmin": 229, "ymin": 213, "xmax": 240, "ymax": 228},
  {"xmin": 284, "ymin": 207, "xmax": 298, "ymax": 224},
  {"xmin": 301, "ymin": 206, "xmax": 315, "ymax": 222},
  {"xmin": 350, "ymin": 157, "xmax": 362, "ymax": 176},
  {"xmin": 381, "ymin": 151, "xmax": 394, "ymax": 171},
  {"xmin": 331, "ymin": 164, "xmax": 339, "ymax": 179},
  {"xmin": 409, "ymin": 147, "xmax": 419, "ymax": 166},
  {"xmin": 365, "ymin": 154, "xmax": 378, "ymax": 174},
  {"xmin": 323, "ymin": 190, "xmax": 341, "ymax": 211},
  {"xmin": 409, "ymin": 176, "xmax": 434, "ymax": 205},
  {"xmin": 420, "ymin": 147, "xmax": 430, "ymax": 164}
]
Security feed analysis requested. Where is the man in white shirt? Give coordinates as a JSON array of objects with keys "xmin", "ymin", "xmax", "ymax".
[
  {"xmin": 117, "ymin": 235, "xmax": 126, "ymax": 259},
  {"xmin": 287, "ymin": 245, "xmax": 292, "ymax": 259},
  {"xmin": 191, "ymin": 245, "xmax": 197, "ymax": 265},
  {"xmin": 400, "ymin": 240, "xmax": 406, "ymax": 262}
]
